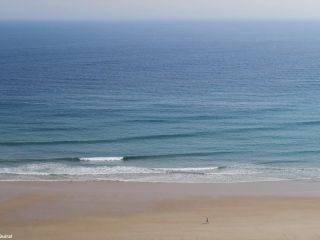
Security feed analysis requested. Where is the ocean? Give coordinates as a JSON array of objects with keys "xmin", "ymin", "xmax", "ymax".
[{"xmin": 1, "ymin": 21, "xmax": 320, "ymax": 182}]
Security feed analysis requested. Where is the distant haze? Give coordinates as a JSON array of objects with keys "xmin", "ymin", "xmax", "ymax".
[{"xmin": 1, "ymin": 0, "xmax": 320, "ymax": 21}]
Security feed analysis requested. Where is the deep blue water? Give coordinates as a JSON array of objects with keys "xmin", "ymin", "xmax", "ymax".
[{"xmin": 1, "ymin": 21, "xmax": 320, "ymax": 182}]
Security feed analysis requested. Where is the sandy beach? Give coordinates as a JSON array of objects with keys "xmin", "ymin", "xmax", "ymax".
[
  {"xmin": 0, "ymin": 180, "xmax": 320, "ymax": 239},
  {"xmin": 2, "ymin": 19, "xmax": 320, "ymax": 240}
]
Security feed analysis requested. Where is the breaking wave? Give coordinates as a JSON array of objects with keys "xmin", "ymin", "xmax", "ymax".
[{"xmin": 79, "ymin": 157, "xmax": 124, "ymax": 162}]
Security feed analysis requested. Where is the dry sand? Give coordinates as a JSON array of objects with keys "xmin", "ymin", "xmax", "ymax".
[{"xmin": 1, "ymin": 180, "xmax": 320, "ymax": 240}]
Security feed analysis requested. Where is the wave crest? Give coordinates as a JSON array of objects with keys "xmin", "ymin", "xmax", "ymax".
[{"xmin": 79, "ymin": 157, "xmax": 124, "ymax": 162}]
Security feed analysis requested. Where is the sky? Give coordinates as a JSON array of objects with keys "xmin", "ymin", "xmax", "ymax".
[{"xmin": 1, "ymin": 0, "xmax": 320, "ymax": 21}]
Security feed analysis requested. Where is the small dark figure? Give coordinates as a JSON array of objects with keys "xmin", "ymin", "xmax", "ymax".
[{"xmin": 203, "ymin": 217, "xmax": 209, "ymax": 224}]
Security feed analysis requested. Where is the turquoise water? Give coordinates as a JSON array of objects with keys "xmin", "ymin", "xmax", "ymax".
[{"xmin": 1, "ymin": 21, "xmax": 320, "ymax": 182}]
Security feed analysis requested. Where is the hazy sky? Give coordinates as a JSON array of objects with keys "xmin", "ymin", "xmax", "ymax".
[{"xmin": 1, "ymin": 0, "xmax": 320, "ymax": 20}]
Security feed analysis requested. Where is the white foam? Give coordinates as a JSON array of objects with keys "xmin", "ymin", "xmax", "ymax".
[
  {"xmin": 79, "ymin": 157, "xmax": 124, "ymax": 162},
  {"xmin": 157, "ymin": 167, "xmax": 219, "ymax": 174},
  {"xmin": 0, "ymin": 164, "xmax": 154, "ymax": 176},
  {"xmin": 2, "ymin": 162, "xmax": 320, "ymax": 183}
]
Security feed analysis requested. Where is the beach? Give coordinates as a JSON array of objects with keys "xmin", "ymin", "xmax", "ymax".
[
  {"xmin": 1, "ymin": 180, "xmax": 320, "ymax": 240},
  {"xmin": 2, "ymin": 21, "xmax": 320, "ymax": 240}
]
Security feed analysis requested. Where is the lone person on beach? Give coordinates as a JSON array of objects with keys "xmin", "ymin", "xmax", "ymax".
[{"xmin": 203, "ymin": 217, "xmax": 209, "ymax": 224}]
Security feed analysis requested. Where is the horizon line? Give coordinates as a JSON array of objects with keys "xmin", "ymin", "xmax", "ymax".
[{"xmin": 2, "ymin": 18, "xmax": 320, "ymax": 23}]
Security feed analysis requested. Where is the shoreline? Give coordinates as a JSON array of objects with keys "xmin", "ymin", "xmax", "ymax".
[
  {"xmin": 1, "ymin": 180, "xmax": 320, "ymax": 239},
  {"xmin": 1, "ymin": 178, "xmax": 320, "ymax": 194}
]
